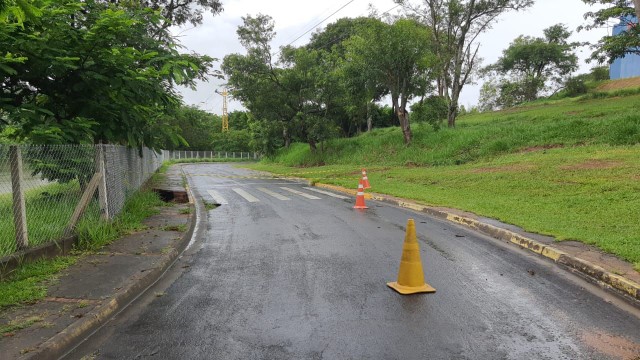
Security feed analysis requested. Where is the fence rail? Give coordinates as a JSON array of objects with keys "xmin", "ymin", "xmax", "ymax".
[{"xmin": 168, "ymin": 150, "xmax": 260, "ymax": 160}]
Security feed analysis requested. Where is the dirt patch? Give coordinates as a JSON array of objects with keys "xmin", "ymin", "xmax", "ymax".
[
  {"xmin": 349, "ymin": 167, "xmax": 392, "ymax": 176},
  {"xmin": 560, "ymin": 159, "xmax": 623, "ymax": 171},
  {"xmin": 469, "ymin": 164, "xmax": 536, "ymax": 174},
  {"xmin": 565, "ymin": 111, "xmax": 583, "ymax": 116},
  {"xmin": 597, "ymin": 76, "xmax": 640, "ymax": 92},
  {"xmin": 519, "ymin": 144, "xmax": 564, "ymax": 153},
  {"xmin": 581, "ymin": 331, "xmax": 640, "ymax": 360},
  {"xmin": 405, "ymin": 161, "xmax": 421, "ymax": 168}
]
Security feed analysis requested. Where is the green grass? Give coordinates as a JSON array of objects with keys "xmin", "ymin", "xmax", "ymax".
[
  {"xmin": 0, "ymin": 256, "xmax": 77, "ymax": 308},
  {"xmin": 248, "ymin": 95, "xmax": 640, "ymax": 271},
  {"xmin": 0, "ymin": 182, "xmax": 82, "ymax": 257},
  {"xmin": 75, "ymin": 190, "xmax": 165, "ymax": 251},
  {"xmin": 204, "ymin": 202, "xmax": 219, "ymax": 211},
  {"xmin": 0, "ymin": 315, "xmax": 45, "ymax": 335}
]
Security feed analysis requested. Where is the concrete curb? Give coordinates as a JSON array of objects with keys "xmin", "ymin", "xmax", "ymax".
[
  {"xmin": 22, "ymin": 185, "xmax": 198, "ymax": 360},
  {"xmin": 313, "ymin": 182, "xmax": 640, "ymax": 304}
]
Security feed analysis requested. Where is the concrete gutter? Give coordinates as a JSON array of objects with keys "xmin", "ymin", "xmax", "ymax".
[{"xmin": 314, "ymin": 182, "xmax": 640, "ymax": 304}]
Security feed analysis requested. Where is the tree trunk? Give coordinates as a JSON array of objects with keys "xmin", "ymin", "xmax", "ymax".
[
  {"xmin": 397, "ymin": 108, "xmax": 411, "ymax": 144},
  {"xmin": 283, "ymin": 127, "xmax": 291, "ymax": 148},
  {"xmin": 447, "ymin": 89, "xmax": 460, "ymax": 128},
  {"xmin": 308, "ymin": 138, "xmax": 317, "ymax": 153},
  {"xmin": 447, "ymin": 106, "xmax": 457, "ymax": 128},
  {"xmin": 634, "ymin": 0, "xmax": 640, "ymax": 21},
  {"xmin": 366, "ymin": 101, "xmax": 372, "ymax": 132}
]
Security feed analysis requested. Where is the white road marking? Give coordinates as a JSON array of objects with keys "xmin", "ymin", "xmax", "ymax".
[
  {"xmin": 207, "ymin": 190, "xmax": 228, "ymax": 205},
  {"xmin": 257, "ymin": 187, "xmax": 291, "ymax": 201},
  {"xmin": 203, "ymin": 182, "xmax": 296, "ymax": 188},
  {"xmin": 232, "ymin": 188, "xmax": 260, "ymax": 202},
  {"xmin": 303, "ymin": 187, "xmax": 349, "ymax": 199},
  {"xmin": 280, "ymin": 187, "xmax": 321, "ymax": 200}
]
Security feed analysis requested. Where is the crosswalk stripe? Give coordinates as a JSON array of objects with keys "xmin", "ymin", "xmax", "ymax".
[
  {"xmin": 303, "ymin": 187, "xmax": 349, "ymax": 199},
  {"xmin": 207, "ymin": 190, "xmax": 228, "ymax": 205},
  {"xmin": 280, "ymin": 187, "xmax": 321, "ymax": 200},
  {"xmin": 257, "ymin": 187, "xmax": 291, "ymax": 201},
  {"xmin": 232, "ymin": 188, "xmax": 260, "ymax": 202}
]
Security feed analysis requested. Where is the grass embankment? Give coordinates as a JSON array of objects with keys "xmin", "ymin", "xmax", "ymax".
[
  {"xmin": 249, "ymin": 94, "xmax": 640, "ymax": 271},
  {"xmin": 0, "ymin": 188, "xmax": 166, "ymax": 309}
]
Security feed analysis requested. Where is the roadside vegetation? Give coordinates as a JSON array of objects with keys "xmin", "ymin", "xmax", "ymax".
[
  {"xmin": 0, "ymin": 188, "xmax": 166, "ymax": 309},
  {"xmin": 248, "ymin": 93, "xmax": 640, "ymax": 271}
]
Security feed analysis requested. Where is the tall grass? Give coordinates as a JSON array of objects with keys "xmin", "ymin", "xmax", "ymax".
[
  {"xmin": 75, "ymin": 190, "xmax": 166, "ymax": 251},
  {"xmin": 267, "ymin": 95, "xmax": 640, "ymax": 167}
]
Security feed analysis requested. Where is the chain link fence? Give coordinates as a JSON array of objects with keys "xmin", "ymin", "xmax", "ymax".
[{"xmin": 0, "ymin": 144, "xmax": 167, "ymax": 258}]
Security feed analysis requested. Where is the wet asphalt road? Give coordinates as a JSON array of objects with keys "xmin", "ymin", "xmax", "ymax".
[{"xmin": 67, "ymin": 163, "xmax": 640, "ymax": 360}]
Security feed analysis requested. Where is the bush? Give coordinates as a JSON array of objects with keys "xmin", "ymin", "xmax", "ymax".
[
  {"xmin": 410, "ymin": 96, "xmax": 448, "ymax": 130},
  {"xmin": 590, "ymin": 66, "xmax": 609, "ymax": 81},
  {"xmin": 565, "ymin": 75, "xmax": 589, "ymax": 97}
]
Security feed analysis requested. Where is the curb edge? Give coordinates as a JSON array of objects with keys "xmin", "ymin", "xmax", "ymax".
[{"xmin": 316, "ymin": 182, "xmax": 640, "ymax": 304}]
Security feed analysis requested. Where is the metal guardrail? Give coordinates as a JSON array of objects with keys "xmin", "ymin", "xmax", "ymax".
[{"xmin": 168, "ymin": 150, "xmax": 260, "ymax": 160}]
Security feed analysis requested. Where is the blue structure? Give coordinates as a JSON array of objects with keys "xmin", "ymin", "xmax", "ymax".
[{"xmin": 610, "ymin": 16, "xmax": 640, "ymax": 80}]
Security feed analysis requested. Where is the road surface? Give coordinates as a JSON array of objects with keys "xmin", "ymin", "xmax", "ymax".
[{"xmin": 66, "ymin": 163, "xmax": 640, "ymax": 360}]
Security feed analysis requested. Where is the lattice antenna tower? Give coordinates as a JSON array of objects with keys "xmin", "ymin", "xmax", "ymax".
[{"xmin": 215, "ymin": 88, "xmax": 231, "ymax": 132}]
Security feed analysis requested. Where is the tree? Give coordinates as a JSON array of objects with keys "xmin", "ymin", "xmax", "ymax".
[
  {"xmin": 1, "ymin": 1, "xmax": 214, "ymax": 149},
  {"xmin": 96, "ymin": 0, "xmax": 223, "ymax": 31},
  {"xmin": 222, "ymin": 14, "xmax": 295, "ymax": 147},
  {"xmin": 484, "ymin": 24, "xmax": 578, "ymax": 104},
  {"xmin": 397, "ymin": 0, "xmax": 533, "ymax": 127},
  {"xmin": 309, "ymin": 17, "xmax": 384, "ymax": 134},
  {"xmin": 410, "ymin": 95, "xmax": 448, "ymax": 130},
  {"xmin": 224, "ymin": 15, "xmax": 342, "ymax": 153},
  {"xmin": 580, "ymin": 0, "xmax": 640, "ymax": 64},
  {"xmin": 344, "ymin": 18, "xmax": 436, "ymax": 144},
  {"xmin": 168, "ymin": 106, "xmax": 220, "ymax": 150}
]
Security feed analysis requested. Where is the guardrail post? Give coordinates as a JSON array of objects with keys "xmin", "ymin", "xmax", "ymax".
[{"xmin": 9, "ymin": 146, "xmax": 28, "ymax": 250}]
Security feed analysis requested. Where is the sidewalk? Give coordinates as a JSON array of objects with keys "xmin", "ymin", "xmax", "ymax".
[{"xmin": 0, "ymin": 166, "xmax": 195, "ymax": 360}]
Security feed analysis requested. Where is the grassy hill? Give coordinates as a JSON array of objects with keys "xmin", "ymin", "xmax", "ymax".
[{"xmin": 249, "ymin": 93, "xmax": 640, "ymax": 271}]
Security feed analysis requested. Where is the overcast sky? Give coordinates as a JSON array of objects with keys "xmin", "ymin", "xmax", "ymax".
[{"xmin": 171, "ymin": 0, "xmax": 611, "ymax": 115}]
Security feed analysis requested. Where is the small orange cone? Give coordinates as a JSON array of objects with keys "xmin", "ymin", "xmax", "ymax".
[
  {"xmin": 361, "ymin": 169, "xmax": 371, "ymax": 189},
  {"xmin": 353, "ymin": 179, "xmax": 368, "ymax": 209},
  {"xmin": 387, "ymin": 219, "xmax": 436, "ymax": 295}
]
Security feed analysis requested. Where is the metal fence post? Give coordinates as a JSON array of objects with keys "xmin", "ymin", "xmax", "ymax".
[
  {"xmin": 96, "ymin": 144, "xmax": 110, "ymax": 220},
  {"xmin": 9, "ymin": 146, "xmax": 28, "ymax": 250}
]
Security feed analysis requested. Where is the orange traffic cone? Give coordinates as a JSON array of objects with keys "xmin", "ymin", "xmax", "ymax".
[
  {"xmin": 361, "ymin": 168, "xmax": 371, "ymax": 189},
  {"xmin": 387, "ymin": 219, "xmax": 436, "ymax": 295},
  {"xmin": 353, "ymin": 179, "xmax": 368, "ymax": 209}
]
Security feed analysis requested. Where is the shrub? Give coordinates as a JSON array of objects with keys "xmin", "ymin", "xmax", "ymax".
[{"xmin": 565, "ymin": 75, "xmax": 589, "ymax": 97}]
